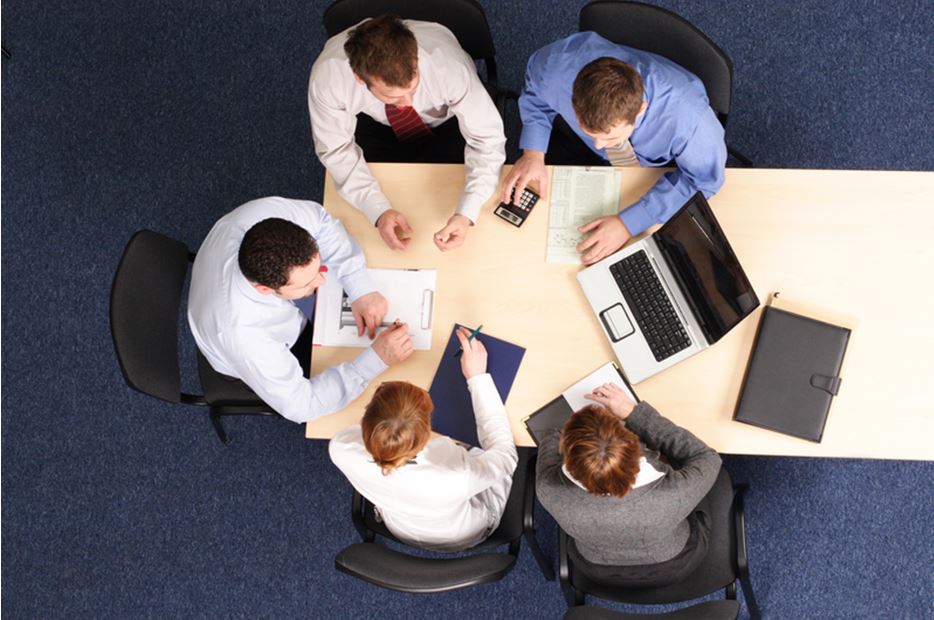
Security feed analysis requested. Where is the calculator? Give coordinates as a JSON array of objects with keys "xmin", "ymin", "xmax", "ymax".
[{"xmin": 494, "ymin": 187, "xmax": 540, "ymax": 227}]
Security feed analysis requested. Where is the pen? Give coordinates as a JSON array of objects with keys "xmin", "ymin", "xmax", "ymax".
[{"xmin": 454, "ymin": 324, "xmax": 483, "ymax": 358}]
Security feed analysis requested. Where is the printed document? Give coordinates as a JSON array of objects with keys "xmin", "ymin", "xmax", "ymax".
[
  {"xmin": 546, "ymin": 167, "xmax": 622, "ymax": 263},
  {"xmin": 313, "ymin": 268, "xmax": 436, "ymax": 350}
]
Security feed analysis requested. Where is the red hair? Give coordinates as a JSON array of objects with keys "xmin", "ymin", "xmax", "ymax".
[
  {"xmin": 560, "ymin": 405, "xmax": 641, "ymax": 497},
  {"xmin": 361, "ymin": 381, "xmax": 433, "ymax": 475}
]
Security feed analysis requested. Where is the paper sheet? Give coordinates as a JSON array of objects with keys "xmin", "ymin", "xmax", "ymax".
[
  {"xmin": 561, "ymin": 362, "xmax": 638, "ymax": 412},
  {"xmin": 546, "ymin": 167, "xmax": 623, "ymax": 264},
  {"xmin": 313, "ymin": 268, "xmax": 436, "ymax": 350}
]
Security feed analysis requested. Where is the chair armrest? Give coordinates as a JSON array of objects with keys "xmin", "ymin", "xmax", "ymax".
[
  {"xmin": 731, "ymin": 483, "xmax": 750, "ymax": 577},
  {"xmin": 334, "ymin": 543, "xmax": 515, "ymax": 593}
]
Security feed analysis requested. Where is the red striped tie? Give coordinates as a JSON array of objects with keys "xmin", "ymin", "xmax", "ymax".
[{"xmin": 385, "ymin": 104, "xmax": 434, "ymax": 143}]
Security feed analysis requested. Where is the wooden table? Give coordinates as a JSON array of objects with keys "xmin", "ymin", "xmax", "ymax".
[{"xmin": 306, "ymin": 164, "xmax": 934, "ymax": 460}]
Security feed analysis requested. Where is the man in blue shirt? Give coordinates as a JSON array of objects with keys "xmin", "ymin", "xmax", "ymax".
[{"xmin": 502, "ymin": 33, "xmax": 727, "ymax": 265}]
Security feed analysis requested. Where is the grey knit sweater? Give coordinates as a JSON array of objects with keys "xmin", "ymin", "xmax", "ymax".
[{"xmin": 536, "ymin": 402, "xmax": 721, "ymax": 565}]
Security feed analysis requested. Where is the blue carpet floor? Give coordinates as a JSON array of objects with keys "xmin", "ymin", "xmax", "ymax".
[{"xmin": 2, "ymin": 1, "xmax": 933, "ymax": 618}]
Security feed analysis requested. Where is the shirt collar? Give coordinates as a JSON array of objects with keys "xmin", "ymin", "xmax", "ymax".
[{"xmin": 561, "ymin": 456, "xmax": 664, "ymax": 494}]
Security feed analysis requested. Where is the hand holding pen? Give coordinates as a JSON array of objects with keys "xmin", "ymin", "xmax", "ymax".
[{"xmin": 455, "ymin": 325, "xmax": 487, "ymax": 380}]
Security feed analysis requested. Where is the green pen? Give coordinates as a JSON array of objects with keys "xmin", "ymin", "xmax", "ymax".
[{"xmin": 454, "ymin": 324, "xmax": 483, "ymax": 358}]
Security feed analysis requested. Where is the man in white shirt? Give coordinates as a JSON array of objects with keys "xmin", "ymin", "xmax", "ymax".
[
  {"xmin": 329, "ymin": 327, "xmax": 517, "ymax": 551},
  {"xmin": 308, "ymin": 15, "xmax": 506, "ymax": 253},
  {"xmin": 188, "ymin": 196, "xmax": 413, "ymax": 424}
]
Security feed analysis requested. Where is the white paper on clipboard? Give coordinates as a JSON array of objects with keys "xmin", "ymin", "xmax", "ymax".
[
  {"xmin": 561, "ymin": 362, "xmax": 637, "ymax": 412},
  {"xmin": 313, "ymin": 268, "xmax": 436, "ymax": 350}
]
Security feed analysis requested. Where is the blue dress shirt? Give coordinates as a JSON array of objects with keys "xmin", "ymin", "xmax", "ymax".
[{"xmin": 518, "ymin": 33, "xmax": 727, "ymax": 235}]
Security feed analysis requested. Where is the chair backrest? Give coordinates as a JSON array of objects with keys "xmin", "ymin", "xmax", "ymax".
[
  {"xmin": 110, "ymin": 230, "xmax": 191, "ymax": 403},
  {"xmin": 322, "ymin": 0, "xmax": 499, "ymax": 86},
  {"xmin": 579, "ymin": 0, "xmax": 733, "ymax": 126}
]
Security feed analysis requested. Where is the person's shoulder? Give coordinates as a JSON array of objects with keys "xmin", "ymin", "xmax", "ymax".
[{"xmin": 329, "ymin": 425, "xmax": 366, "ymax": 457}]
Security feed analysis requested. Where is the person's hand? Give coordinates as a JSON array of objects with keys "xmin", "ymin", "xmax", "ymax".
[
  {"xmin": 584, "ymin": 383, "xmax": 636, "ymax": 420},
  {"xmin": 576, "ymin": 215, "xmax": 632, "ymax": 265},
  {"xmin": 350, "ymin": 291, "xmax": 388, "ymax": 339},
  {"xmin": 501, "ymin": 150, "xmax": 549, "ymax": 205},
  {"xmin": 456, "ymin": 326, "xmax": 487, "ymax": 380},
  {"xmin": 376, "ymin": 209, "xmax": 413, "ymax": 251},
  {"xmin": 433, "ymin": 214, "xmax": 471, "ymax": 251},
  {"xmin": 372, "ymin": 321, "xmax": 414, "ymax": 366}
]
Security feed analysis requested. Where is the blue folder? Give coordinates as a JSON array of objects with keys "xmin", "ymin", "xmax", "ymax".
[{"xmin": 428, "ymin": 324, "xmax": 525, "ymax": 446}]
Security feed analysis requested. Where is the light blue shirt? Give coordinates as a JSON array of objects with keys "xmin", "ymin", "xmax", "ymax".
[
  {"xmin": 188, "ymin": 197, "xmax": 386, "ymax": 423},
  {"xmin": 519, "ymin": 33, "xmax": 727, "ymax": 235}
]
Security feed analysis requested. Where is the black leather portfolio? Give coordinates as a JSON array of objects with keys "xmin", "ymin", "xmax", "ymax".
[{"xmin": 734, "ymin": 305, "xmax": 851, "ymax": 442}]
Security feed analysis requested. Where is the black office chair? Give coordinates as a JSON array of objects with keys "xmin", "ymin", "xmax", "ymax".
[
  {"xmin": 579, "ymin": 0, "xmax": 752, "ymax": 166},
  {"xmin": 563, "ymin": 600, "xmax": 739, "ymax": 620},
  {"xmin": 334, "ymin": 447, "xmax": 555, "ymax": 592},
  {"xmin": 559, "ymin": 467, "xmax": 761, "ymax": 619},
  {"xmin": 322, "ymin": 0, "xmax": 514, "ymax": 117},
  {"xmin": 110, "ymin": 230, "xmax": 279, "ymax": 444}
]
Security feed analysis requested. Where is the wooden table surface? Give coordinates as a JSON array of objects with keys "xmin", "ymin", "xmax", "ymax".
[{"xmin": 305, "ymin": 163, "xmax": 934, "ymax": 460}]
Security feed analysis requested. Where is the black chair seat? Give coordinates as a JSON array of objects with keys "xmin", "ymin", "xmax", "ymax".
[
  {"xmin": 196, "ymin": 351, "xmax": 269, "ymax": 406},
  {"xmin": 110, "ymin": 230, "xmax": 279, "ymax": 444},
  {"xmin": 560, "ymin": 466, "xmax": 760, "ymax": 619},
  {"xmin": 335, "ymin": 543, "xmax": 516, "ymax": 593},
  {"xmin": 336, "ymin": 447, "xmax": 554, "ymax": 593},
  {"xmin": 563, "ymin": 600, "xmax": 739, "ymax": 620}
]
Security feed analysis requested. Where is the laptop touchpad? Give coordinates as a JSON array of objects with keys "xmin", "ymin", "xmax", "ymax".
[{"xmin": 600, "ymin": 304, "xmax": 635, "ymax": 342}]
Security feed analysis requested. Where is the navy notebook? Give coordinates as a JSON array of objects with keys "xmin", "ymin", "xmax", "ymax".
[{"xmin": 428, "ymin": 324, "xmax": 525, "ymax": 446}]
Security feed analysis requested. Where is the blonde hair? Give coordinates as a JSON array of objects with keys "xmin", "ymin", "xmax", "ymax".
[{"xmin": 361, "ymin": 381, "xmax": 433, "ymax": 475}]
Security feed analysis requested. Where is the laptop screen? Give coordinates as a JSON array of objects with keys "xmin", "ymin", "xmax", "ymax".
[{"xmin": 654, "ymin": 193, "xmax": 759, "ymax": 343}]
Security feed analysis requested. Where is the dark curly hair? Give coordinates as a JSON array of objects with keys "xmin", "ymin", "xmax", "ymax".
[{"xmin": 238, "ymin": 218, "xmax": 319, "ymax": 290}]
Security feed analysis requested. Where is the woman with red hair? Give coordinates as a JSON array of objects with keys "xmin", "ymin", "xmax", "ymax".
[{"xmin": 329, "ymin": 327, "xmax": 517, "ymax": 551}]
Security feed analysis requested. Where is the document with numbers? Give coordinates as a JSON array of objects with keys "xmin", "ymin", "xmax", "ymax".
[{"xmin": 546, "ymin": 167, "xmax": 622, "ymax": 263}]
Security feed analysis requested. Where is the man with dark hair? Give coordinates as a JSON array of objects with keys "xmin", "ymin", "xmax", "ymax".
[
  {"xmin": 309, "ymin": 15, "xmax": 506, "ymax": 253},
  {"xmin": 502, "ymin": 33, "xmax": 727, "ymax": 265},
  {"xmin": 536, "ymin": 382, "xmax": 721, "ymax": 585},
  {"xmin": 188, "ymin": 197, "xmax": 413, "ymax": 424}
]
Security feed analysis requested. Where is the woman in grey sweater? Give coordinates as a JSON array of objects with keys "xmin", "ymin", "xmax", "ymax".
[{"xmin": 536, "ymin": 383, "xmax": 721, "ymax": 585}]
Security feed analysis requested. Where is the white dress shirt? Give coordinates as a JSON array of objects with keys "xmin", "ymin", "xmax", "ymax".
[
  {"xmin": 329, "ymin": 374, "xmax": 518, "ymax": 551},
  {"xmin": 308, "ymin": 20, "xmax": 506, "ymax": 225},
  {"xmin": 188, "ymin": 197, "xmax": 387, "ymax": 424}
]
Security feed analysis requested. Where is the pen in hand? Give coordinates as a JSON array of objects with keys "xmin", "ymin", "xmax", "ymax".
[{"xmin": 454, "ymin": 324, "xmax": 483, "ymax": 358}]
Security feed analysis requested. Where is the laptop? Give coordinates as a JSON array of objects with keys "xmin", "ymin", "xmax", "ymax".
[{"xmin": 577, "ymin": 192, "xmax": 759, "ymax": 383}]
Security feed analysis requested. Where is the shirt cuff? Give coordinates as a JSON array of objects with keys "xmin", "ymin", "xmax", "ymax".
[
  {"xmin": 519, "ymin": 124, "xmax": 552, "ymax": 153},
  {"xmin": 619, "ymin": 202, "xmax": 654, "ymax": 237},
  {"xmin": 359, "ymin": 199, "xmax": 393, "ymax": 227},
  {"xmin": 351, "ymin": 347, "xmax": 389, "ymax": 383},
  {"xmin": 466, "ymin": 372, "xmax": 495, "ymax": 394},
  {"xmin": 455, "ymin": 195, "xmax": 483, "ymax": 224}
]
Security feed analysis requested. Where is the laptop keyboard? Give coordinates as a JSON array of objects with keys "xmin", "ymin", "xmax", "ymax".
[{"xmin": 610, "ymin": 251, "xmax": 691, "ymax": 362}]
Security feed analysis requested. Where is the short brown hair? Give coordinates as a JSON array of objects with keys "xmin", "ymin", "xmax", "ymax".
[
  {"xmin": 361, "ymin": 381, "xmax": 433, "ymax": 475},
  {"xmin": 344, "ymin": 15, "xmax": 418, "ymax": 87},
  {"xmin": 560, "ymin": 405, "xmax": 641, "ymax": 497},
  {"xmin": 238, "ymin": 218, "xmax": 319, "ymax": 289},
  {"xmin": 572, "ymin": 57, "xmax": 644, "ymax": 133}
]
